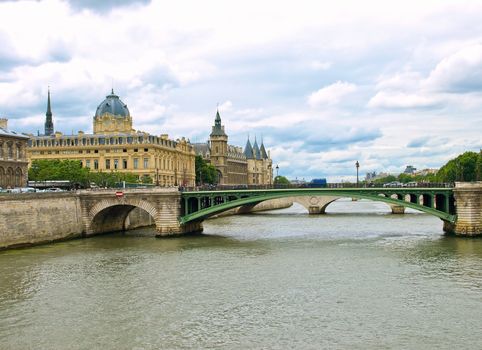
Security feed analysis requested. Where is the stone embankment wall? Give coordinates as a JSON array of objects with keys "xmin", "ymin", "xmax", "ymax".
[{"xmin": 0, "ymin": 193, "xmax": 84, "ymax": 249}]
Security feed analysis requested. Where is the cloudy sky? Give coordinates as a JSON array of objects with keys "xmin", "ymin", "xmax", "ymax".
[{"xmin": 1, "ymin": 0, "xmax": 481, "ymax": 181}]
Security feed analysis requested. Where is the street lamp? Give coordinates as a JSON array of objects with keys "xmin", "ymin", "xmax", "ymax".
[
  {"xmin": 276, "ymin": 164, "xmax": 279, "ymax": 178},
  {"xmin": 355, "ymin": 161, "xmax": 360, "ymax": 187}
]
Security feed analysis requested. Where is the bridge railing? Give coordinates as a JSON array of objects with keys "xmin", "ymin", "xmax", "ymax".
[{"xmin": 180, "ymin": 182, "xmax": 454, "ymax": 192}]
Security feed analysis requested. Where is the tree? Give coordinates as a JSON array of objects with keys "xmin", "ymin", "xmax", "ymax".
[
  {"xmin": 29, "ymin": 159, "xmax": 90, "ymax": 187},
  {"xmin": 437, "ymin": 151, "xmax": 479, "ymax": 182},
  {"xmin": 195, "ymin": 155, "xmax": 218, "ymax": 184},
  {"xmin": 274, "ymin": 175, "xmax": 290, "ymax": 186}
]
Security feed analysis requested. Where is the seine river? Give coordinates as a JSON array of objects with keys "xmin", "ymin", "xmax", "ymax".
[{"xmin": 1, "ymin": 199, "xmax": 481, "ymax": 350}]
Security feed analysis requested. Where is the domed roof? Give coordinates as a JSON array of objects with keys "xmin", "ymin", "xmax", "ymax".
[{"xmin": 95, "ymin": 89, "xmax": 130, "ymax": 118}]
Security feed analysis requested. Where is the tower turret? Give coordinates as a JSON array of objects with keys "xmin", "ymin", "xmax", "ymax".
[
  {"xmin": 44, "ymin": 88, "xmax": 54, "ymax": 136},
  {"xmin": 209, "ymin": 109, "xmax": 228, "ymax": 184}
]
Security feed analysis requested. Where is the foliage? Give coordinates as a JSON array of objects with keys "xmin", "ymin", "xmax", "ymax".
[
  {"xmin": 195, "ymin": 155, "xmax": 218, "ymax": 184},
  {"xmin": 29, "ymin": 159, "xmax": 141, "ymax": 188},
  {"xmin": 372, "ymin": 175, "xmax": 397, "ymax": 185},
  {"xmin": 29, "ymin": 159, "xmax": 90, "ymax": 187},
  {"xmin": 274, "ymin": 175, "xmax": 290, "ymax": 185},
  {"xmin": 436, "ymin": 151, "xmax": 481, "ymax": 182},
  {"xmin": 141, "ymin": 175, "xmax": 153, "ymax": 184}
]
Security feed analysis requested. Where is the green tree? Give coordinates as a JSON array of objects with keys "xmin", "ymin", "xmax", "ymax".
[
  {"xmin": 373, "ymin": 175, "xmax": 397, "ymax": 185},
  {"xmin": 29, "ymin": 159, "xmax": 90, "ymax": 187},
  {"xmin": 397, "ymin": 173, "xmax": 413, "ymax": 183},
  {"xmin": 141, "ymin": 175, "xmax": 153, "ymax": 184},
  {"xmin": 195, "ymin": 155, "xmax": 218, "ymax": 184},
  {"xmin": 274, "ymin": 175, "xmax": 290, "ymax": 186},
  {"xmin": 437, "ymin": 151, "xmax": 479, "ymax": 182}
]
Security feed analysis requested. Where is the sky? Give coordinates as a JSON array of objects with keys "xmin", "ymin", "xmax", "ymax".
[{"xmin": 0, "ymin": 0, "xmax": 481, "ymax": 181}]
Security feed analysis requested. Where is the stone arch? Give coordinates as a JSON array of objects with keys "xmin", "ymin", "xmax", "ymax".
[
  {"xmin": 6, "ymin": 167, "xmax": 14, "ymax": 188},
  {"xmin": 86, "ymin": 198, "xmax": 158, "ymax": 235},
  {"xmin": 291, "ymin": 196, "xmax": 341, "ymax": 214},
  {"xmin": 14, "ymin": 167, "xmax": 23, "ymax": 187}
]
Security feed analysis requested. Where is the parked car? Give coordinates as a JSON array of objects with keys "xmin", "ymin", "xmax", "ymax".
[
  {"xmin": 383, "ymin": 181, "xmax": 403, "ymax": 188},
  {"xmin": 405, "ymin": 181, "xmax": 418, "ymax": 187}
]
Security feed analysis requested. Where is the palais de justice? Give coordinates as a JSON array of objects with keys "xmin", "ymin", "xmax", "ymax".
[{"xmin": 25, "ymin": 90, "xmax": 273, "ymax": 186}]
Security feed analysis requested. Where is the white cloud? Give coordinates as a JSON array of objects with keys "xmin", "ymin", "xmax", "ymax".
[
  {"xmin": 310, "ymin": 60, "xmax": 332, "ymax": 71},
  {"xmin": 424, "ymin": 43, "xmax": 482, "ymax": 92},
  {"xmin": 308, "ymin": 81, "xmax": 357, "ymax": 107},
  {"xmin": 1, "ymin": 0, "xmax": 482, "ymax": 181},
  {"xmin": 367, "ymin": 91, "xmax": 442, "ymax": 109}
]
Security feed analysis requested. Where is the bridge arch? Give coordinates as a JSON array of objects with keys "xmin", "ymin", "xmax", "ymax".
[
  {"xmin": 87, "ymin": 198, "xmax": 158, "ymax": 235},
  {"xmin": 181, "ymin": 189, "xmax": 456, "ymax": 225}
]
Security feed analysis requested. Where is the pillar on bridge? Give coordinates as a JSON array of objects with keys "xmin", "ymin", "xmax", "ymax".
[
  {"xmin": 390, "ymin": 205, "xmax": 406, "ymax": 214},
  {"xmin": 446, "ymin": 182, "xmax": 482, "ymax": 236}
]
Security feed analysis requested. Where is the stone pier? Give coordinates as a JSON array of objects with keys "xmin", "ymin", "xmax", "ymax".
[{"xmin": 446, "ymin": 182, "xmax": 482, "ymax": 236}]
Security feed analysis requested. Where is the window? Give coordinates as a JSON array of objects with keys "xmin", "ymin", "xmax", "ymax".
[
  {"xmin": 86, "ymin": 160, "xmax": 91, "ymax": 168},
  {"xmin": 94, "ymin": 160, "xmax": 99, "ymax": 170},
  {"xmin": 106, "ymin": 159, "xmax": 111, "ymax": 169},
  {"xmin": 143, "ymin": 158, "xmax": 149, "ymax": 169},
  {"xmin": 133, "ymin": 158, "xmax": 139, "ymax": 169},
  {"xmin": 144, "ymin": 148, "xmax": 148, "ymax": 152},
  {"xmin": 114, "ymin": 159, "xmax": 119, "ymax": 169},
  {"xmin": 122, "ymin": 159, "xmax": 128, "ymax": 169}
]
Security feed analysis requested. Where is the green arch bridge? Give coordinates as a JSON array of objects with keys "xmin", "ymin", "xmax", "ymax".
[{"xmin": 180, "ymin": 187, "xmax": 456, "ymax": 224}]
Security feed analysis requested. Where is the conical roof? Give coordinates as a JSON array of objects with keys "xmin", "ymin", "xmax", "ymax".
[
  {"xmin": 260, "ymin": 142, "xmax": 268, "ymax": 159},
  {"xmin": 210, "ymin": 109, "xmax": 227, "ymax": 137},
  {"xmin": 244, "ymin": 138, "xmax": 254, "ymax": 158},
  {"xmin": 253, "ymin": 138, "xmax": 261, "ymax": 160}
]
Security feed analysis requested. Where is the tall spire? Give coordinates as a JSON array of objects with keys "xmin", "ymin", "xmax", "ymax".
[{"xmin": 44, "ymin": 87, "xmax": 54, "ymax": 136}]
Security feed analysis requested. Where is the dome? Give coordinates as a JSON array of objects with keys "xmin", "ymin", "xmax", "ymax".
[{"xmin": 95, "ymin": 90, "xmax": 130, "ymax": 118}]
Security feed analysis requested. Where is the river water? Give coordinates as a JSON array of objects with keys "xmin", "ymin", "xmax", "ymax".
[{"xmin": 0, "ymin": 199, "xmax": 481, "ymax": 350}]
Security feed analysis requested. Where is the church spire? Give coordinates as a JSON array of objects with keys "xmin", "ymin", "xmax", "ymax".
[{"xmin": 44, "ymin": 87, "xmax": 54, "ymax": 136}]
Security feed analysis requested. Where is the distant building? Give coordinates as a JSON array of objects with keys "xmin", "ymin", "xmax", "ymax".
[
  {"xmin": 27, "ymin": 89, "xmax": 196, "ymax": 186},
  {"xmin": 414, "ymin": 168, "xmax": 438, "ymax": 176},
  {"xmin": 193, "ymin": 110, "xmax": 273, "ymax": 185},
  {"xmin": 0, "ymin": 118, "xmax": 29, "ymax": 188},
  {"xmin": 404, "ymin": 165, "xmax": 417, "ymax": 174},
  {"xmin": 365, "ymin": 171, "xmax": 377, "ymax": 182}
]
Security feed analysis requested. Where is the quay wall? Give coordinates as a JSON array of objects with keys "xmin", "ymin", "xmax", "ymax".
[{"xmin": 0, "ymin": 193, "xmax": 84, "ymax": 249}]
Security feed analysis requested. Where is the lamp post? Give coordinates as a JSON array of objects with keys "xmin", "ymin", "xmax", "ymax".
[
  {"xmin": 276, "ymin": 164, "xmax": 279, "ymax": 178},
  {"xmin": 355, "ymin": 161, "xmax": 360, "ymax": 188}
]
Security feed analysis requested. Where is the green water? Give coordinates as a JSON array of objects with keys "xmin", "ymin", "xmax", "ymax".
[{"xmin": 1, "ymin": 200, "xmax": 481, "ymax": 349}]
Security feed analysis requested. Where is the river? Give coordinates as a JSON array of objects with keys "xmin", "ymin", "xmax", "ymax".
[{"xmin": 0, "ymin": 199, "xmax": 481, "ymax": 349}]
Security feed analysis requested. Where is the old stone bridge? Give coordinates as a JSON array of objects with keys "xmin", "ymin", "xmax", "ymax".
[{"xmin": 0, "ymin": 182, "xmax": 481, "ymax": 249}]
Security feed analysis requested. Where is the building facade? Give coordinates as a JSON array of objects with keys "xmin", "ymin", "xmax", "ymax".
[
  {"xmin": 0, "ymin": 118, "xmax": 29, "ymax": 188},
  {"xmin": 27, "ymin": 90, "xmax": 196, "ymax": 187},
  {"xmin": 193, "ymin": 111, "xmax": 273, "ymax": 185}
]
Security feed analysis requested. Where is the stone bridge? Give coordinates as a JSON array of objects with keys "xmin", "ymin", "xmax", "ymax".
[
  {"xmin": 1, "ymin": 182, "xmax": 481, "ymax": 249},
  {"xmin": 78, "ymin": 188, "xmax": 202, "ymax": 236}
]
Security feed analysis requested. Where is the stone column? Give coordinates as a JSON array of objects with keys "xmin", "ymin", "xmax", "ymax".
[
  {"xmin": 452, "ymin": 182, "xmax": 482, "ymax": 236},
  {"xmin": 390, "ymin": 205, "xmax": 406, "ymax": 214},
  {"xmin": 154, "ymin": 190, "xmax": 203, "ymax": 237}
]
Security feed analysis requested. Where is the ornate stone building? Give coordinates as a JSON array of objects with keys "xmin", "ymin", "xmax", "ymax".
[
  {"xmin": 0, "ymin": 118, "xmax": 29, "ymax": 188},
  {"xmin": 193, "ymin": 111, "xmax": 273, "ymax": 185},
  {"xmin": 27, "ymin": 90, "xmax": 196, "ymax": 187}
]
